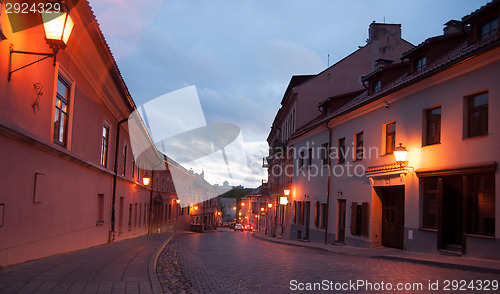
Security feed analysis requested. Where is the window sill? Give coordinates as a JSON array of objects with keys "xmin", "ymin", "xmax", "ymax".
[
  {"xmin": 421, "ymin": 142, "xmax": 441, "ymax": 148},
  {"xmin": 465, "ymin": 233, "xmax": 495, "ymax": 240},
  {"xmin": 96, "ymin": 221, "xmax": 104, "ymax": 226},
  {"xmin": 463, "ymin": 133, "xmax": 490, "ymax": 141},
  {"xmin": 418, "ymin": 227, "xmax": 437, "ymax": 233}
]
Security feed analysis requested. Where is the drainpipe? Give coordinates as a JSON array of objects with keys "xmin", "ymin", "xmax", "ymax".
[
  {"xmin": 110, "ymin": 118, "xmax": 128, "ymax": 243},
  {"xmin": 325, "ymin": 124, "xmax": 333, "ymax": 245}
]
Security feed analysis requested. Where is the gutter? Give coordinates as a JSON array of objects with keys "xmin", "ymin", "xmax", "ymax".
[
  {"xmin": 110, "ymin": 118, "xmax": 128, "ymax": 242},
  {"xmin": 324, "ymin": 124, "xmax": 332, "ymax": 245}
]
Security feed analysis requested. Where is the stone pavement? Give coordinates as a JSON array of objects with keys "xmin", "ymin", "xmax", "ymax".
[
  {"xmin": 252, "ymin": 231, "xmax": 500, "ymax": 274},
  {"xmin": 0, "ymin": 233, "xmax": 173, "ymax": 294}
]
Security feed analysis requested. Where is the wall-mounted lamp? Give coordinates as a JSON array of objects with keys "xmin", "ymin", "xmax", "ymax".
[
  {"xmin": 279, "ymin": 196, "xmax": 288, "ymax": 205},
  {"xmin": 241, "ymin": 202, "xmax": 245, "ymax": 206},
  {"xmin": 142, "ymin": 176, "xmax": 151, "ymax": 186},
  {"xmin": 283, "ymin": 189, "xmax": 290, "ymax": 196},
  {"xmin": 260, "ymin": 207, "xmax": 264, "ymax": 212},
  {"xmin": 193, "ymin": 205, "xmax": 199, "ymax": 211},
  {"xmin": 267, "ymin": 203, "xmax": 273, "ymax": 209},
  {"xmin": 8, "ymin": 7, "xmax": 74, "ymax": 81},
  {"xmin": 176, "ymin": 199, "xmax": 181, "ymax": 204},
  {"xmin": 393, "ymin": 143, "xmax": 408, "ymax": 167}
]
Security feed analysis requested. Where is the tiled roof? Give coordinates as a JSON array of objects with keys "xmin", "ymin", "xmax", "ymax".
[{"xmin": 365, "ymin": 163, "xmax": 404, "ymax": 174}]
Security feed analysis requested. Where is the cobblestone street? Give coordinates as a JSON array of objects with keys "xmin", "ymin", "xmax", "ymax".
[{"xmin": 156, "ymin": 229, "xmax": 500, "ymax": 294}]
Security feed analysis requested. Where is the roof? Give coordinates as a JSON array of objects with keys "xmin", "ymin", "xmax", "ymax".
[
  {"xmin": 280, "ymin": 75, "xmax": 315, "ymax": 105},
  {"xmin": 290, "ymin": 25, "xmax": 500, "ymax": 141},
  {"xmin": 84, "ymin": 0, "xmax": 136, "ymax": 113},
  {"xmin": 462, "ymin": 0, "xmax": 500, "ymax": 23},
  {"xmin": 365, "ymin": 163, "xmax": 405, "ymax": 174},
  {"xmin": 401, "ymin": 31, "xmax": 467, "ymax": 59}
]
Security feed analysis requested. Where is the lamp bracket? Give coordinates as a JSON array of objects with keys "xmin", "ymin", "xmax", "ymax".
[{"xmin": 8, "ymin": 45, "xmax": 55, "ymax": 81}]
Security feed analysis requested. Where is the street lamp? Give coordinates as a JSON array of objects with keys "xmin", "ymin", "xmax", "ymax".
[
  {"xmin": 176, "ymin": 199, "xmax": 181, "ymax": 204},
  {"xmin": 267, "ymin": 203, "xmax": 273, "ymax": 209},
  {"xmin": 8, "ymin": 5, "xmax": 74, "ymax": 80},
  {"xmin": 283, "ymin": 189, "xmax": 291, "ymax": 196},
  {"xmin": 394, "ymin": 143, "xmax": 408, "ymax": 167},
  {"xmin": 142, "ymin": 176, "xmax": 151, "ymax": 186}
]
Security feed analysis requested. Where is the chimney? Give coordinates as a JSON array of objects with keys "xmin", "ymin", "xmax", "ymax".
[
  {"xmin": 443, "ymin": 20, "xmax": 463, "ymax": 35},
  {"xmin": 368, "ymin": 22, "xmax": 402, "ymax": 42}
]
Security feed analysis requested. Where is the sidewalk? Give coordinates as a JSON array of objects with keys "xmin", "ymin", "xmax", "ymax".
[
  {"xmin": 252, "ymin": 231, "xmax": 500, "ymax": 275},
  {"xmin": 0, "ymin": 233, "xmax": 173, "ymax": 294}
]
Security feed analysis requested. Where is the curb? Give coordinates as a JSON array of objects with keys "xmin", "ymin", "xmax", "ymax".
[
  {"xmin": 253, "ymin": 232, "xmax": 500, "ymax": 275},
  {"xmin": 252, "ymin": 232, "xmax": 329, "ymax": 252},
  {"xmin": 148, "ymin": 234, "xmax": 175, "ymax": 294},
  {"xmin": 374, "ymin": 255, "xmax": 500, "ymax": 275}
]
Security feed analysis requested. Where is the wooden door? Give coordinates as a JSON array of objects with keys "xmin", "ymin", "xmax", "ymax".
[{"xmin": 381, "ymin": 186, "xmax": 405, "ymax": 249}]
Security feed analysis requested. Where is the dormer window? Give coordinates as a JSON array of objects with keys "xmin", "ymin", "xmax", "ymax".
[
  {"xmin": 372, "ymin": 80, "xmax": 381, "ymax": 93},
  {"xmin": 480, "ymin": 17, "xmax": 498, "ymax": 40},
  {"xmin": 414, "ymin": 55, "xmax": 426, "ymax": 72}
]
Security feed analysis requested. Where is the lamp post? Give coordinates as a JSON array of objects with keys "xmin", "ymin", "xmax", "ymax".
[{"xmin": 8, "ymin": 6, "xmax": 74, "ymax": 80}]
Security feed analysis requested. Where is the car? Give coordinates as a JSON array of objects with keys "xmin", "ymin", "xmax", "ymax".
[
  {"xmin": 233, "ymin": 224, "xmax": 243, "ymax": 231},
  {"xmin": 243, "ymin": 224, "xmax": 254, "ymax": 231}
]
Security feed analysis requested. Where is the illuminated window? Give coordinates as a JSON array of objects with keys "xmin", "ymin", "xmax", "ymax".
[
  {"xmin": 385, "ymin": 122, "xmax": 396, "ymax": 155},
  {"xmin": 101, "ymin": 124, "xmax": 110, "ymax": 167},
  {"xmin": 53, "ymin": 75, "xmax": 70, "ymax": 146}
]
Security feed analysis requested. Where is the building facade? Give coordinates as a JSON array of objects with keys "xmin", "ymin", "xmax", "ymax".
[
  {"xmin": 0, "ymin": 0, "xmax": 216, "ymax": 267},
  {"xmin": 267, "ymin": 0, "xmax": 500, "ymax": 259}
]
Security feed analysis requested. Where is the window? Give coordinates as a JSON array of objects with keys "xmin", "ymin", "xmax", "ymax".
[
  {"xmin": 299, "ymin": 150, "xmax": 305, "ymax": 170},
  {"xmin": 425, "ymin": 106, "xmax": 441, "ymax": 145},
  {"xmin": 118, "ymin": 197, "xmax": 124, "ymax": 233},
  {"xmin": 321, "ymin": 143, "xmax": 329, "ymax": 166},
  {"xmin": 53, "ymin": 75, "xmax": 71, "ymax": 146},
  {"xmin": 338, "ymin": 138, "xmax": 346, "ymax": 164},
  {"xmin": 122, "ymin": 144, "xmax": 127, "ymax": 176},
  {"xmin": 307, "ymin": 148, "xmax": 312, "ymax": 168},
  {"xmin": 385, "ymin": 122, "xmax": 396, "ymax": 154},
  {"xmin": 422, "ymin": 178, "xmax": 439, "ymax": 229},
  {"xmin": 320, "ymin": 203, "xmax": 327, "ymax": 228},
  {"xmin": 100, "ymin": 124, "xmax": 110, "ymax": 167},
  {"xmin": 296, "ymin": 201, "xmax": 303, "ymax": 225},
  {"xmin": 480, "ymin": 17, "xmax": 498, "ymax": 40},
  {"xmin": 466, "ymin": 92, "xmax": 488, "ymax": 138},
  {"xmin": 467, "ymin": 173, "xmax": 495, "ymax": 236},
  {"xmin": 0, "ymin": 204, "xmax": 4, "ymax": 228},
  {"xmin": 128, "ymin": 204, "xmax": 132, "ymax": 231},
  {"xmin": 97, "ymin": 194, "xmax": 104, "ymax": 225},
  {"xmin": 351, "ymin": 202, "xmax": 368, "ymax": 236},
  {"xmin": 414, "ymin": 55, "xmax": 426, "ymax": 72},
  {"xmin": 372, "ymin": 80, "xmax": 381, "ymax": 93},
  {"xmin": 314, "ymin": 201, "xmax": 320, "ymax": 227},
  {"xmin": 355, "ymin": 132, "xmax": 363, "ymax": 161},
  {"xmin": 101, "ymin": 124, "xmax": 109, "ymax": 167}
]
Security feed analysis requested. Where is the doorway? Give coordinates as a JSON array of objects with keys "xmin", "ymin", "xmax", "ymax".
[
  {"xmin": 440, "ymin": 176, "xmax": 463, "ymax": 252},
  {"xmin": 379, "ymin": 186, "xmax": 405, "ymax": 249},
  {"xmin": 337, "ymin": 199, "xmax": 346, "ymax": 243}
]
